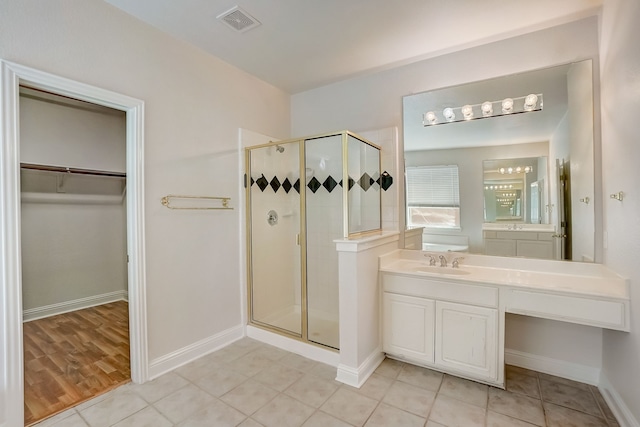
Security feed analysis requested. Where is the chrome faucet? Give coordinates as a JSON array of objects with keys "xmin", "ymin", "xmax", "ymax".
[
  {"xmin": 424, "ymin": 254, "xmax": 437, "ymax": 266},
  {"xmin": 452, "ymin": 257, "xmax": 464, "ymax": 268},
  {"xmin": 439, "ymin": 255, "xmax": 448, "ymax": 267}
]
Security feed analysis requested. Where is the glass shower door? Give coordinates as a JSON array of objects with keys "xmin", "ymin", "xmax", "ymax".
[
  {"xmin": 305, "ymin": 135, "xmax": 342, "ymax": 349},
  {"xmin": 248, "ymin": 141, "xmax": 302, "ymax": 336}
]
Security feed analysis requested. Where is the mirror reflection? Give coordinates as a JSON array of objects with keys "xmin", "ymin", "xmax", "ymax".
[
  {"xmin": 483, "ymin": 157, "xmax": 548, "ymax": 224},
  {"xmin": 403, "ymin": 60, "xmax": 596, "ymax": 262}
]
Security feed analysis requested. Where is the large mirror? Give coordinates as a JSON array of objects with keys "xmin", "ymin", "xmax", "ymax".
[{"xmin": 403, "ymin": 60, "xmax": 597, "ymax": 262}]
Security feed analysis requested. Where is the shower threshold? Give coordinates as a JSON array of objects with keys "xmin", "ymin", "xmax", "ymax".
[{"xmin": 258, "ymin": 305, "xmax": 339, "ymax": 350}]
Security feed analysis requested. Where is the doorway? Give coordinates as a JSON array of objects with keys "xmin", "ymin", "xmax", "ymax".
[
  {"xmin": 19, "ymin": 88, "xmax": 130, "ymax": 425},
  {"xmin": 0, "ymin": 60, "xmax": 148, "ymax": 427}
]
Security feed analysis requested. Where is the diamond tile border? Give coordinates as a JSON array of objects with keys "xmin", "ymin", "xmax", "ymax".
[{"xmin": 251, "ymin": 171, "xmax": 394, "ymax": 194}]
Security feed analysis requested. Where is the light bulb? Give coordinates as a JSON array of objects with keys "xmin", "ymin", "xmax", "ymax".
[
  {"xmin": 461, "ymin": 105, "xmax": 473, "ymax": 120},
  {"xmin": 507, "ymin": 167, "xmax": 513, "ymax": 174},
  {"xmin": 524, "ymin": 166, "xmax": 532, "ymax": 173},
  {"xmin": 443, "ymin": 107, "xmax": 455, "ymax": 122},
  {"xmin": 481, "ymin": 101, "xmax": 493, "ymax": 117},
  {"xmin": 516, "ymin": 166, "xmax": 522, "ymax": 173},
  {"xmin": 499, "ymin": 167, "xmax": 505, "ymax": 174},
  {"xmin": 424, "ymin": 111, "xmax": 438, "ymax": 125},
  {"xmin": 524, "ymin": 94, "xmax": 538, "ymax": 111},
  {"xmin": 502, "ymin": 98, "xmax": 514, "ymax": 114}
]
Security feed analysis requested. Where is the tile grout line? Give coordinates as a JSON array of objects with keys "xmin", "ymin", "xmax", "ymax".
[
  {"xmin": 423, "ymin": 369, "xmax": 445, "ymax": 425},
  {"xmin": 535, "ymin": 371, "xmax": 548, "ymax": 426},
  {"xmin": 301, "ymin": 376, "xmax": 342, "ymax": 426},
  {"xmin": 483, "ymin": 371, "xmax": 491, "ymax": 427}
]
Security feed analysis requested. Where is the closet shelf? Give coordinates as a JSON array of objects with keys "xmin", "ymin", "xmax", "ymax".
[
  {"xmin": 21, "ymin": 192, "xmax": 124, "ymax": 205},
  {"xmin": 20, "ymin": 162, "xmax": 126, "ymax": 178}
]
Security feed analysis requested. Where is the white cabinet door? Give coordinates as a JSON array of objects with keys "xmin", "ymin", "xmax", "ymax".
[
  {"xmin": 484, "ymin": 239, "xmax": 516, "ymax": 256},
  {"xmin": 383, "ymin": 292, "xmax": 435, "ymax": 364},
  {"xmin": 435, "ymin": 301, "xmax": 497, "ymax": 381},
  {"xmin": 517, "ymin": 240, "xmax": 554, "ymax": 259}
]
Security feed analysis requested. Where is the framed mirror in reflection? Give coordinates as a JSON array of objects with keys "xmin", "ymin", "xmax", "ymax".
[{"xmin": 403, "ymin": 60, "xmax": 597, "ymax": 262}]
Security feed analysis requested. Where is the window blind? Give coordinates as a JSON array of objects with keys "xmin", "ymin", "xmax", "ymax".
[{"xmin": 406, "ymin": 165, "xmax": 460, "ymax": 207}]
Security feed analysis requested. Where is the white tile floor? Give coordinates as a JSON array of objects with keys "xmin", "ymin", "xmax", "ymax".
[{"xmin": 34, "ymin": 338, "xmax": 619, "ymax": 427}]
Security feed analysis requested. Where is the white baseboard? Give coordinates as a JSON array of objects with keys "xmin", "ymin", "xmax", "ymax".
[
  {"xmin": 246, "ymin": 325, "xmax": 340, "ymax": 367},
  {"xmin": 148, "ymin": 325, "xmax": 244, "ymax": 379},
  {"xmin": 22, "ymin": 290, "xmax": 128, "ymax": 322},
  {"xmin": 599, "ymin": 373, "xmax": 640, "ymax": 427},
  {"xmin": 336, "ymin": 348, "xmax": 385, "ymax": 388},
  {"xmin": 505, "ymin": 348, "xmax": 600, "ymax": 385}
]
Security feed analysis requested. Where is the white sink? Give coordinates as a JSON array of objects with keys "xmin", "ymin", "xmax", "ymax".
[{"xmin": 393, "ymin": 260, "xmax": 471, "ymax": 276}]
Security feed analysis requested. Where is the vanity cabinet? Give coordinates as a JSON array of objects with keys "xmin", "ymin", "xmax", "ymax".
[
  {"xmin": 483, "ymin": 238, "xmax": 516, "ymax": 257},
  {"xmin": 483, "ymin": 230, "xmax": 555, "ymax": 259},
  {"xmin": 382, "ymin": 293, "xmax": 434, "ymax": 364},
  {"xmin": 381, "ymin": 274, "xmax": 500, "ymax": 384},
  {"xmin": 379, "ymin": 249, "xmax": 630, "ymax": 390},
  {"xmin": 435, "ymin": 301, "xmax": 497, "ymax": 381}
]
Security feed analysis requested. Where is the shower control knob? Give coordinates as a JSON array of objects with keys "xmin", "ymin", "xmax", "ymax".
[{"xmin": 267, "ymin": 210, "xmax": 278, "ymax": 226}]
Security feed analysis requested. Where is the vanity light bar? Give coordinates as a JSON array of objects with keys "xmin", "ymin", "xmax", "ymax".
[
  {"xmin": 485, "ymin": 184, "xmax": 514, "ymax": 190},
  {"xmin": 423, "ymin": 93, "xmax": 543, "ymax": 126},
  {"xmin": 499, "ymin": 166, "xmax": 532, "ymax": 174}
]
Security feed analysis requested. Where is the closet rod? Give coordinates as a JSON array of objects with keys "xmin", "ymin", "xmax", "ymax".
[{"xmin": 20, "ymin": 163, "xmax": 126, "ymax": 178}]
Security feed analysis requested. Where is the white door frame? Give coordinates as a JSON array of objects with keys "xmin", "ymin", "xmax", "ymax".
[{"xmin": 0, "ymin": 60, "xmax": 148, "ymax": 426}]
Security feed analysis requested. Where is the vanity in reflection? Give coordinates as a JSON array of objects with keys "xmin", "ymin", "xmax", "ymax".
[{"xmin": 482, "ymin": 157, "xmax": 557, "ymax": 258}]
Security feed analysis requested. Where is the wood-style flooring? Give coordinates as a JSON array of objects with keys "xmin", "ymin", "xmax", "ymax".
[{"xmin": 23, "ymin": 301, "xmax": 130, "ymax": 426}]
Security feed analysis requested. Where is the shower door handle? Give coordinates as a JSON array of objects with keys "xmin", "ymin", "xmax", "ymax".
[{"xmin": 296, "ymin": 234, "xmax": 300, "ymax": 245}]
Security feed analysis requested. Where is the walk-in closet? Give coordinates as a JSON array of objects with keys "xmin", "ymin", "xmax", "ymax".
[{"xmin": 19, "ymin": 87, "xmax": 129, "ymax": 426}]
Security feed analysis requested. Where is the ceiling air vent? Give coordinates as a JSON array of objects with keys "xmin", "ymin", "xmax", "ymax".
[{"xmin": 216, "ymin": 6, "xmax": 261, "ymax": 33}]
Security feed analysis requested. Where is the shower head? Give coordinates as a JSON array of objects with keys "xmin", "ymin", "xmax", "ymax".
[{"xmin": 275, "ymin": 145, "xmax": 285, "ymax": 153}]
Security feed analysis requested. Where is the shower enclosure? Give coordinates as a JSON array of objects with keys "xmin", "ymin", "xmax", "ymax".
[{"xmin": 245, "ymin": 131, "xmax": 381, "ymax": 349}]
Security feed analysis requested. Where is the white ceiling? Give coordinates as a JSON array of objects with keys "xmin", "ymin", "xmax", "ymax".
[{"xmin": 102, "ymin": 0, "xmax": 601, "ymax": 94}]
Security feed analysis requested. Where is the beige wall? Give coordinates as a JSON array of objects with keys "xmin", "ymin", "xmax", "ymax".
[
  {"xmin": 600, "ymin": 0, "xmax": 640, "ymax": 421},
  {"xmin": 1, "ymin": 0, "xmax": 291, "ymax": 362}
]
